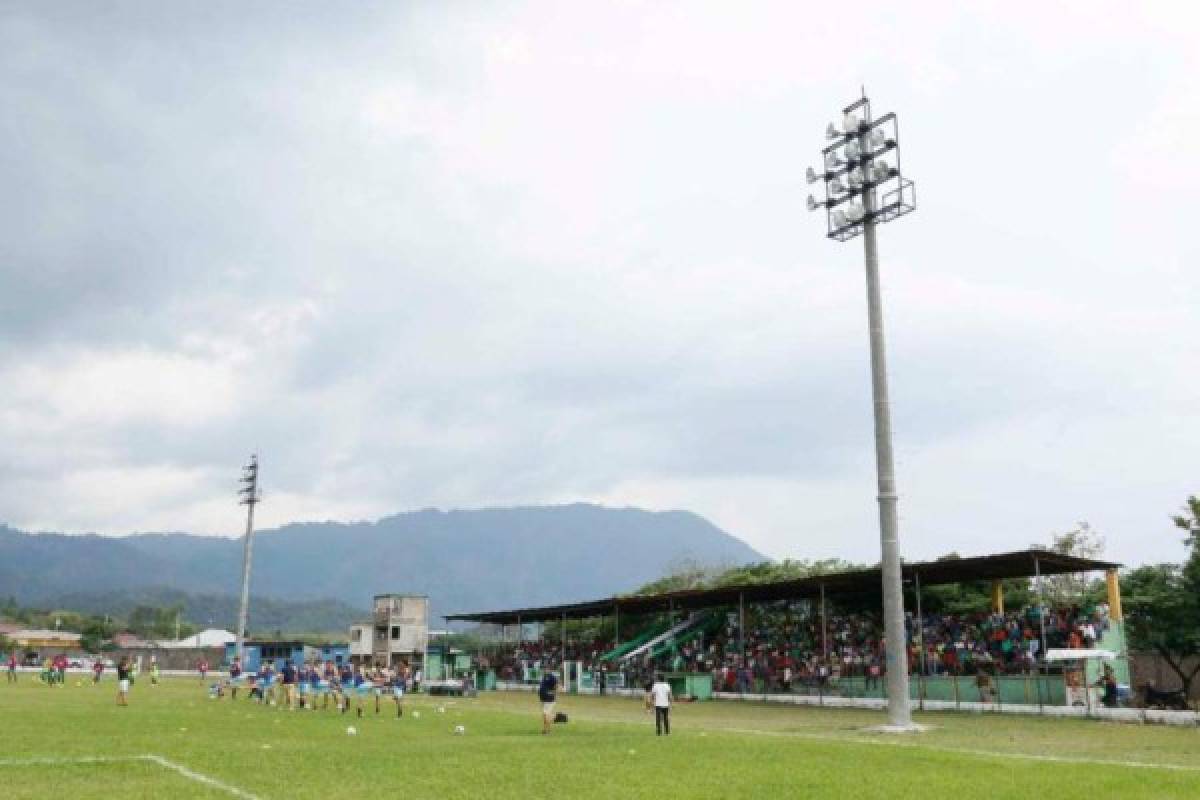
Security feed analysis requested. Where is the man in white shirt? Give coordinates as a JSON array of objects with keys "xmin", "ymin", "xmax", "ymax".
[{"xmin": 647, "ymin": 674, "xmax": 673, "ymax": 736}]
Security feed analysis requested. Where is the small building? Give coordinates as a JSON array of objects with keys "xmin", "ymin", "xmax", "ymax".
[
  {"xmin": 349, "ymin": 594, "xmax": 429, "ymax": 671},
  {"xmin": 224, "ymin": 640, "xmax": 349, "ymax": 673},
  {"xmin": 6, "ymin": 629, "xmax": 84, "ymax": 664}
]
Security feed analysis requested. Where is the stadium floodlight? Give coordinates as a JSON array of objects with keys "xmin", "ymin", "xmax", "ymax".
[
  {"xmin": 807, "ymin": 194, "xmax": 821, "ymax": 211},
  {"xmin": 826, "ymin": 122, "xmax": 841, "ymax": 140},
  {"xmin": 234, "ymin": 453, "xmax": 262, "ymax": 664},
  {"xmin": 806, "ymin": 166, "xmax": 820, "ymax": 184},
  {"xmin": 803, "ymin": 90, "xmax": 919, "ymax": 733}
]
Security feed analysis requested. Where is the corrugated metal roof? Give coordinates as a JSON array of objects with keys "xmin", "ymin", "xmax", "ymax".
[{"xmin": 445, "ymin": 548, "xmax": 1120, "ymax": 624}]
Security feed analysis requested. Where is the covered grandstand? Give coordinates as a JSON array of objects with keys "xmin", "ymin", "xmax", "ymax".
[{"xmin": 448, "ymin": 548, "xmax": 1128, "ymax": 711}]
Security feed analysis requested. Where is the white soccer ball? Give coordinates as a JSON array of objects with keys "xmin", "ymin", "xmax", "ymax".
[
  {"xmin": 346, "ymin": 726, "xmax": 357, "ymax": 736},
  {"xmin": 454, "ymin": 725, "xmax": 465, "ymax": 735}
]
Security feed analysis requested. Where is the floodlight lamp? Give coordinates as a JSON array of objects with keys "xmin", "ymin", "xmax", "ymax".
[
  {"xmin": 829, "ymin": 177, "xmax": 846, "ymax": 194},
  {"xmin": 826, "ymin": 122, "xmax": 841, "ymax": 140},
  {"xmin": 870, "ymin": 161, "xmax": 891, "ymax": 182},
  {"xmin": 806, "ymin": 166, "xmax": 820, "ymax": 184},
  {"xmin": 832, "ymin": 209, "xmax": 849, "ymax": 228},
  {"xmin": 845, "ymin": 140, "xmax": 861, "ymax": 159},
  {"xmin": 807, "ymin": 194, "xmax": 820, "ymax": 211},
  {"xmin": 869, "ymin": 129, "xmax": 887, "ymax": 149},
  {"xmin": 847, "ymin": 202, "xmax": 865, "ymax": 222},
  {"xmin": 843, "ymin": 112, "xmax": 859, "ymax": 133},
  {"xmin": 848, "ymin": 167, "xmax": 864, "ymax": 187},
  {"xmin": 824, "ymin": 152, "xmax": 843, "ymax": 170}
]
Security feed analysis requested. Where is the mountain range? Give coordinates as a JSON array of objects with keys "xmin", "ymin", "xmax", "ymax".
[{"xmin": 0, "ymin": 504, "xmax": 766, "ymax": 631}]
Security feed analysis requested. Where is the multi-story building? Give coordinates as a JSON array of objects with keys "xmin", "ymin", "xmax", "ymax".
[{"xmin": 349, "ymin": 594, "xmax": 429, "ymax": 671}]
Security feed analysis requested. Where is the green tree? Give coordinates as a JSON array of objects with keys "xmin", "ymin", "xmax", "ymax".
[{"xmin": 1123, "ymin": 496, "xmax": 1200, "ymax": 700}]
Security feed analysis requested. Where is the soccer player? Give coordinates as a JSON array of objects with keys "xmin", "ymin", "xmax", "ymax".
[
  {"xmin": 258, "ymin": 661, "xmax": 275, "ymax": 705},
  {"xmin": 198, "ymin": 658, "xmax": 209, "ymax": 681},
  {"xmin": 116, "ymin": 657, "xmax": 132, "ymax": 706},
  {"xmin": 229, "ymin": 656, "xmax": 243, "ymax": 700},
  {"xmin": 281, "ymin": 659, "xmax": 298, "ymax": 710},
  {"xmin": 647, "ymin": 673, "xmax": 673, "ymax": 736},
  {"xmin": 7, "ymin": 652, "xmax": 18, "ymax": 683},
  {"xmin": 92, "ymin": 659, "xmax": 104, "ymax": 685},
  {"xmin": 391, "ymin": 665, "xmax": 406, "ymax": 718},
  {"xmin": 149, "ymin": 657, "xmax": 160, "ymax": 686},
  {"xmin": 538, "ymin": 668, "xmax": 561, "ymax": 735}
]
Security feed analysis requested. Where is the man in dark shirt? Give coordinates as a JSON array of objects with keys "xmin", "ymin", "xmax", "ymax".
[
  {"xmin": 538, "ymin": 669, "xmax": 561, "ymax": 734},
  {"xmin": 116, "ymin": 658, "xmax": 132, "ymax": 706},
  {"xmin": 281, "ymin": 660, "xmax": 298, "ymax": 710}
]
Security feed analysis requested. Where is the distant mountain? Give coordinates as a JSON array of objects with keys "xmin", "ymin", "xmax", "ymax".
[
  {"xmin": 0, "ymin": 504, "xmax": 766, "ymax": 627},
  {"xmin": 55, "ymin": 587, "xmax": 365, "ymax": 635}
]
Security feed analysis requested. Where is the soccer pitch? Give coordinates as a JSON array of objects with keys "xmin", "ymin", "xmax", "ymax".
[{"xmin": 3, "ymin": 679, "xmax": 1199, "ymax": 799}]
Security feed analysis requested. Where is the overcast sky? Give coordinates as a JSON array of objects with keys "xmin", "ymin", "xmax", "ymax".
[{"xmin": 1, "ymin": 1, "xmax": 1197, "ymax": 569}]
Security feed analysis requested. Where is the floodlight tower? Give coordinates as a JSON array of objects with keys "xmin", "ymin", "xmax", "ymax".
[
  {"xmin": 806, "ymin": 92, "xmax": 917, "ymax": 731},
  {"xmin": 234, "ymin": 454, "xmax": 261, "ymax": 664}
]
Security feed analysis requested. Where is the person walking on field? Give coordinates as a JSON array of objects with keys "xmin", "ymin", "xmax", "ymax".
[
  {"xmin": 647, "ymin": 673, "xmax": 672, "ymax": 736},
  {"xmin": 116, "ymin": 657, "xmax": 132, "ymax": 706},
  {"xmin": 538, "ymin": 668, "xmax": 561, "ymax": 735},
  {"xmin": 6, "ymin": 653, "xmax": 16, "ymax": 683}
]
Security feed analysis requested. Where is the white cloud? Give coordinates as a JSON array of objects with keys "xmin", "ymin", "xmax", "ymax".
[{"xmin": 0, "ymin": 1, "xmax": 1197, "ymax": 570}]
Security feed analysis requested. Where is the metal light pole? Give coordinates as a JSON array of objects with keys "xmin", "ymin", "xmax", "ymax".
[
  {"xmin": 807, "ymin": 91, "xmax": 917, "ymax": 731},
  {"xmin": 234, "ymin": 454, "xmax": 261, "ymax": 664}
]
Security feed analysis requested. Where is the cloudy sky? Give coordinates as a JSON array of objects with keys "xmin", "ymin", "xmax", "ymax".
[{"xmin": 1, "ymin": 1, "xmax": 1197, "ymax": 568}]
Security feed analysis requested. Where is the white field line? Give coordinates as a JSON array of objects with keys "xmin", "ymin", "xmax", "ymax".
[
  {"xmin": 453, "ymin": 697, "xmax": 1200, "ymax": 774},
  {"xmin": 0, "ymin": 754, "xmax": 262, "ymax": 799}
]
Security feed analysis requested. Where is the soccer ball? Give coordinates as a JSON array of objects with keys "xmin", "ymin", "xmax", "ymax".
[
  {"xmin": 454, "ymin": 725, "xmax": 465, "ymax": 735},
  {"xmin": 346, "ymin": 726, "xmax": 357, "ymax": 736}
]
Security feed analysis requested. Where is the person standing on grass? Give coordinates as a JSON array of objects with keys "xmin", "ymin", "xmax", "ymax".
[
  {"xmin": 281, "ymin": 659, "xmax": 298, "ymax": 710},
  {"xmin": 92, "ymin": 659, "xmax": 104, "ymax": 685},
  {"xmin": 116, "ymin": 657, "xmax": 132, "ymax": 706},
  {"xmin": 7, "ymin": 652, "xmax": 16, "ymax": 683},
  {"xmin": 228, "ymin": 656, "xmax": 242, "ymax": 700},
  {"xmin": 647, "ymin": 673, "xmax": 672, "ymax": 736},
  {"xmin": 538, "ymin": 668, "xmax": 561, "ymax": 734}
]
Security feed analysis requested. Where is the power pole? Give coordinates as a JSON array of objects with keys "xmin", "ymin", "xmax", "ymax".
[{"xmin": 234, "ymin": 454, "xmax": 261, "ymax": 664}]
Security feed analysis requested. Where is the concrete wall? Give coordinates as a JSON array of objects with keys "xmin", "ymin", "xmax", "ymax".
[{"xmin": 117, "ymin": 646, "xmax": 225, "ymax": 671}]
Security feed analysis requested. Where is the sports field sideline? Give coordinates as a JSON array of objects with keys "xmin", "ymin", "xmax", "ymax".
[{"xmin": 3, "ymin": 678, "xmax": 1199, "ymax": 799}]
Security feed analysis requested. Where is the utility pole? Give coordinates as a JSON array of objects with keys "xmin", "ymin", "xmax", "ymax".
[
  {"xmin": 807, "ymin": 91, "xmax": 918, "ymax": 731},
  {"xmin": 234, "ymin": 454, "xmax": 261, "ymax": 664}
]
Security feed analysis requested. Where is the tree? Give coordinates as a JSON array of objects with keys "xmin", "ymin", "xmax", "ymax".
[
  {"xmin": 1034, "ymin": 521, "xmax": 1107, "ymax": 608},
  {"xmin": 0, "ymin": 634, "xmax": 12, "ymax": 658},
  {"xmin": 1123, "ymin": 496, "xmax": 1200, "ymax": 700}
]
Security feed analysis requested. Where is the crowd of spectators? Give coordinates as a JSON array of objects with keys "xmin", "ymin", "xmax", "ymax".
[{"xmin": 489, "ymin": 601, "xmax": 1113, "ymax": 694}]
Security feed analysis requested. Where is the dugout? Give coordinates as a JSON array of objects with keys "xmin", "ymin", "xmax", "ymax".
[{"xmin": 446, "ymin": 548, "xmax": 1127, "ymax": 707}]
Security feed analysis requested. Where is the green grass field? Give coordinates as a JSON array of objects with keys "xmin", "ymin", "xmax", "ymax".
[{"xmin": 3, "ymin": 677, "xmax": 1199, "ymax": 799}]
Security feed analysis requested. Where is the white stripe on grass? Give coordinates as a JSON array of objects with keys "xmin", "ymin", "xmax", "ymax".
[
  {"xmin": 457, "ymin": 697, "xmax": 1200, "ymax": 774},
  {"xmin": 0, "ymin": 754, "xmax": 263, "ymax": 799}
]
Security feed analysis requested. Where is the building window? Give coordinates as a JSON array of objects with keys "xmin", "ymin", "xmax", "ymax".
[
  {"xmin": 352, "ymin": 629, "xmax": 361, "ymax": 642},
  {"xmin": 391, "ymin": 627, "xmax": 400, "ymax": 640}
]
